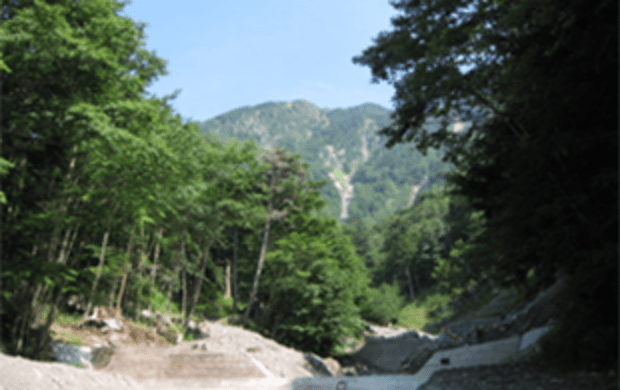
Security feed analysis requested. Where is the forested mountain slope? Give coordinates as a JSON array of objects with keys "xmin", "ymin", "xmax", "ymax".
[{"xmin": 198, "ymin": 100, "xmax": 454, "ymax": 227}]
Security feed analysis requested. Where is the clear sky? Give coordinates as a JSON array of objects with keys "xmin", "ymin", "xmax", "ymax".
[{"xmin": 117, "ymin": 1, "xmax": 401, "ymax": 123}]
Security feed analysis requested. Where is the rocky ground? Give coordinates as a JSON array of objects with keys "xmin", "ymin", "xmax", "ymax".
[
  {"xmin": 336, "ymin": 274, "xmax": 619, "ymax": 389},
  {"xmin": 2, "ymin": 273, "xmax": 617, "ymax": 389},
  {"xmin": 96, "ymin": 319, "xmax": 316, "ymax": 380}
]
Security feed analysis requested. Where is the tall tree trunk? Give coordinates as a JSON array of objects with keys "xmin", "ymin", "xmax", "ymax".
[
  {"xmin": 14, "ymin": 286, "xmax": 36, "ymax": 354},
  {"xmin": 115, "ymin": 231, "xmax": 135, "ymax": 319},
  {"xmin": 181, "ymin": 270, "xmax": 187, "ymax": 321},
  {"xmin": 108, "ymin": 278, "xmax": 117, "ymax": 308},
  {"xmin": 405, "ymin": 265, "xmax": 416, "ymax": 302},
  {"xmin": 243, "ymin": 200, "xmax": 273, "ymax": 325},
  {"xmin": 165, "ymin": 235, "xmax": 184, "ymax": 316},
  {"xmin": 134, "ymin": 224, "xmax": 147, "ymax": 320},
  {"xmin": 18, "ymin": 224, "xmax": 79, "ymax": 357},
  {"xmin": 33, "ymin": 224, "xmax": 80, "ymax": 324},
  {"xmin": 46, "ymin": 224, "xmax": 62, "ymax": 264},
  {"xmin": 83, "ymin": 230, "xmax": 110, "ymax": 320},
  {"xmin": 166, "ymin": 272, "xmax": 175, "ymax": 316},
  {"xmin": 20, "ymin": 225, "xmax": 76, "ymax": 351},
  {"xmin": 233, "ymin": 226, "xmax": 239, "ymax": 312},
  {"xmin": 184, "ymin": 237, "xmax": 216, "ymax": 329},
  {"xmin": 148, "ymin": 227, "xmax": 164, "ymax": 312},
  {"xmin": 31, "ymin": 282, "xmax": 65, "ymax": 359},
  {"xmin": 80, "ymin": 201, "xmax": 119, "ymax": 319},
  {"xmin": 224, "ymin": 258, "xmax": 232, "ymax": 299},
  {"xmin": 180, "ymin": 233, "xmax": 187, "ymax": 322}
]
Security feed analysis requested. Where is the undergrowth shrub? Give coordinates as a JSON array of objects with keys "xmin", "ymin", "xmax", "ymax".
[{"xmin": 359, "ymin": 283, "xmax": 406, "ymax": 325}]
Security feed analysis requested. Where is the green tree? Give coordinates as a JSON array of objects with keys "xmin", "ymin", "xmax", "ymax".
[
  {"xmin": 432, "ymin": 197, "xmax": 487, "ymax": 295},
  {"xmin": 374, "ymin": 189, "xmax": 449, "ymax": 299},
  {"xmin": 242, "ymin": 147, "xmax": 326, "ymax": 325},
  {"xmin": 0, "ymin": 0, "xmax": 236, "ymax": 359},
  {"xmin": 353, "ymin": 0, "xmax": 617, "ymax": 372},
  {"xmin": 261, "ymin": 216, "xmax": 370, "ymax": 356}
]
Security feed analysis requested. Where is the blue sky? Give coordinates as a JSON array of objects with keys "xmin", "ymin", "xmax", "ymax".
[{"xmin": 117, "ymin": 1, "xmax": 401, "ymax": 123}]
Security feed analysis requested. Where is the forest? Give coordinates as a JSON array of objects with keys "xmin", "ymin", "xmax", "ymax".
[
  {"xmin": 197, "ymin": 99, "xmax": 453, "ymax": 227},
  {"xmin": 1, "ymin": 0, "xmax": 616, "ymax": 374}
]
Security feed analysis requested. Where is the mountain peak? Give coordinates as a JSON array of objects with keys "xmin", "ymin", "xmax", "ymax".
[{"xmin": 199, "ymin": 100, "xmax": 451, "ymax": 226}]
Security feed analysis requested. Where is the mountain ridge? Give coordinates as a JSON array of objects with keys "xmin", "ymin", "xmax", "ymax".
[{"xmin": 198, "ymin": 99, "xmax": 452, "ymax": 227}]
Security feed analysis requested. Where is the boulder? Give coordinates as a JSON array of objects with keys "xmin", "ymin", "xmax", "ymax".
[
  {"xmin": 90, "ymin": 346, "xmax": 116, "ymax": 369},
  {"xmin": 50, "ymin": 343, "xmax": 93, "ymax": 369},
  {"xmin": 102, "ymin": 318, "xmax": 122, "ymax": 332},
  {"xmin": 154, "ymin": 312, "xmax": 174, "ymax": 328},
  {"xmin": 324, "ymin": 357, "xmax": 341, "ymax": 376},
  {"xmin": 140, "ymin": 309, "xmax": 155, "ymax": 322},
  {"xmin": 304, "ymin": 353, "xmax": 336, "ymax": 376}
]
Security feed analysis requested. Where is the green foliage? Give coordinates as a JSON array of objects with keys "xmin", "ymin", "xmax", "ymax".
[
  {"xmin": 397, "ymin": 287, "xmax": 453, "ymax": 332},
  {"xmin": 8, "ymin": 0, "xmax": 613, "ymax": 374},
  {"xmin": 0, "ymin": 157, "xmax": 15, "ymax": 205},
  {"xmin": 353, "ymin": 0, "xmax": 617, "ymax": 372},
  {"xmin": 147, "ymin": 289, "xmax": 170, "ymax": 315},
  {"xmin": 199, "ymin": 99, "xmax": 452, "ymax": 227},
  {"xmin": 196, "ymin": 294, "xmax": 235, "ymax": 319},
  {"xmin": 358, "ymin": 283, "xmax": 406, "ymax": 325},
  {"xmin": 260, "ymin": 217, "xmax": 369, "ymax": 356},
  {"xmin": 431, "ymin": 200, "xmax": 487, "ymax": 295},
  {"xmin": 369, "ymin": 188, "xmax": 453, "ymax": 297}
]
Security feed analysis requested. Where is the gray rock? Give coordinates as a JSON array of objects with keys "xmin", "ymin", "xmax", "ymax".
[
  {"xmin": 304, "ymin": 353, "xmax": 334, "ymax": 376},
  {"xmin": 102, "ymin": 318, "xmax": 122, "ymax": 332},
  {"xmin": 324, "ymin": 357, "xmax": 341, "ymax": 376},
  {"xmin": 399, "ymin": 274, "xmax": 571, "ymax": 375},
  {"xmin": 90, "ymin": 346, "xmax": 116, "ymax": 369},
  {"xmin": 50, "ymin": 343, "xmax": 93, "ymax": 369},
  {"xmin": 140, "ymin": 309, "xmax": 154, "ymax": 321},
  {"xmin": 155, "ymin": 312, "xmax": 174, "ymax": 328}
]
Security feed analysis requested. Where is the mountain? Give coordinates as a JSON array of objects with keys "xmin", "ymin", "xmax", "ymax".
[{"xmin": 197, "ymin": 99, "xmax": 454, "ymax": 227}]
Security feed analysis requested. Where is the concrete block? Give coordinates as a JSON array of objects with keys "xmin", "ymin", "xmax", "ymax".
[{"xmin": 520, "ymin": 326, "xmax": 551, "ymax": 351}]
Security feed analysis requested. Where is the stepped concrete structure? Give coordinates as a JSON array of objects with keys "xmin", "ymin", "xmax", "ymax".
[{"xmin": 99, "ymin": 346, "xmax": 268, "ymax": 381}]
